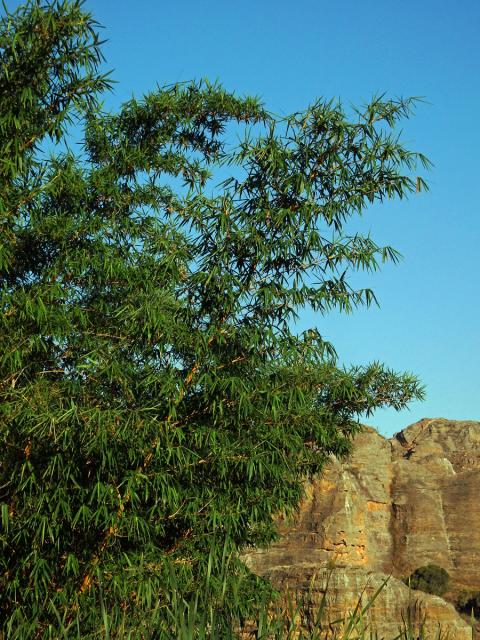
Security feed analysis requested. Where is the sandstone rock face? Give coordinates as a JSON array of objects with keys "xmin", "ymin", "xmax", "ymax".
[
  {"xmin": 251, "ymin": 566, "xmax": 471, "ymax": 640},
  {"xmin": 242, "ymin": 418, "xmax": 480, "ymax": 639}
]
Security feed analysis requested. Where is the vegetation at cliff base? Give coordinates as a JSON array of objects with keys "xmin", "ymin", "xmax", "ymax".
[
  {"xmin": 404, "ymin": 565, "xmax": 450, "ymax": 597},
  {"xmin": 0, "ymin": 0, "xmax": 428, "ymax": 636},
  {"xmin": 457, "ymin": 590, "xmax": 480, "ymax": 619}
]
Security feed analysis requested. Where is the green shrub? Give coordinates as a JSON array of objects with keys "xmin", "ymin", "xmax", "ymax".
[
  {"xmin": 404, "ymin": 565, "xmax": 450, "ymax": 597},
  {"xmin": 457, "ymin": 590, "xmax": 480, "ymax": 619}
]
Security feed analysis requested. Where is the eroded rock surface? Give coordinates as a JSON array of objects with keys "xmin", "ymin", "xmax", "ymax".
[{"xmin": 242, "ymin": 418, "xmax": 480, "ymax": 639}]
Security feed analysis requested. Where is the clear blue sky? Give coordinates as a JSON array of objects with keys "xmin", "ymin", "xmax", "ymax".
[{"xmin": 16, "ymin": 0, "xmax": 480, "ymax": 436}]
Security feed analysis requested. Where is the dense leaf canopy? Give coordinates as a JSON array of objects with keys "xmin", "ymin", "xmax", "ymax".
[
  {"xmin": 405, "ymin": 565, "xmax": 450, "ymax": 597},
  {"xmin": 0, "ymin": 1, "xmax": 428, "ymax": 636}
]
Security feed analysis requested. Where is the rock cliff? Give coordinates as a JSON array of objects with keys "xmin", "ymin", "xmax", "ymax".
[{"xmin": 242, "ymin": 418, "xmax": 480, "ymax": 639}]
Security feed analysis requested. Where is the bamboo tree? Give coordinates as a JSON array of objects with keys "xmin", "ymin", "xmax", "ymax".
[{"xmin": 0, "ymin": 1, "xmax": 428, "ymax": 636}]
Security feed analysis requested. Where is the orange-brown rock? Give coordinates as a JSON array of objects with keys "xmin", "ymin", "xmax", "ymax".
[
  {"xmin": 242, "ymin": 418, "xmax": 480, "ymax": 639},
  {"xmin": 241, "ymin": 566, "xmax": 471, "ymax": 640}
]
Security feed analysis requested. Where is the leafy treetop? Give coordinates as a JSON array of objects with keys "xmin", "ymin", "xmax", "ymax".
[
  {"xmin": 0, "ymin": 0, "xmax": 428, "ymax": 636},
  {"xmin": 405, "ymin": 565, "xmax": 450, "ymax": 597}
]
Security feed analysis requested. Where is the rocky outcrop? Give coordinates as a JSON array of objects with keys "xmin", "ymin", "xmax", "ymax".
[
  {"xmin": 248, "ymin": 566, "xmax": 471, "ymax": 640},
  {"xmin": 390, "ymin": 419, "xmax": 480, "ymax": 591},
  {"xmin": 242, "ymin": 418, "xmax": 480, "ymax": 639}
]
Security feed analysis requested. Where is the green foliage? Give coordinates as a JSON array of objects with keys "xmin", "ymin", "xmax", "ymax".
[
  {"xmin": 457, "ymin": 590, "xmax": 480, "ymax": 619},
  {"xmin": 404, "ymin": 565, "xmax": 450, "ymax": 597},
  {"xmin": 2, "ymin": 545, "xmax": 445, "ymax": 640},
  {"xmin": 0, "ymin": 0, "xmax": 428, "ymax": 636}
]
